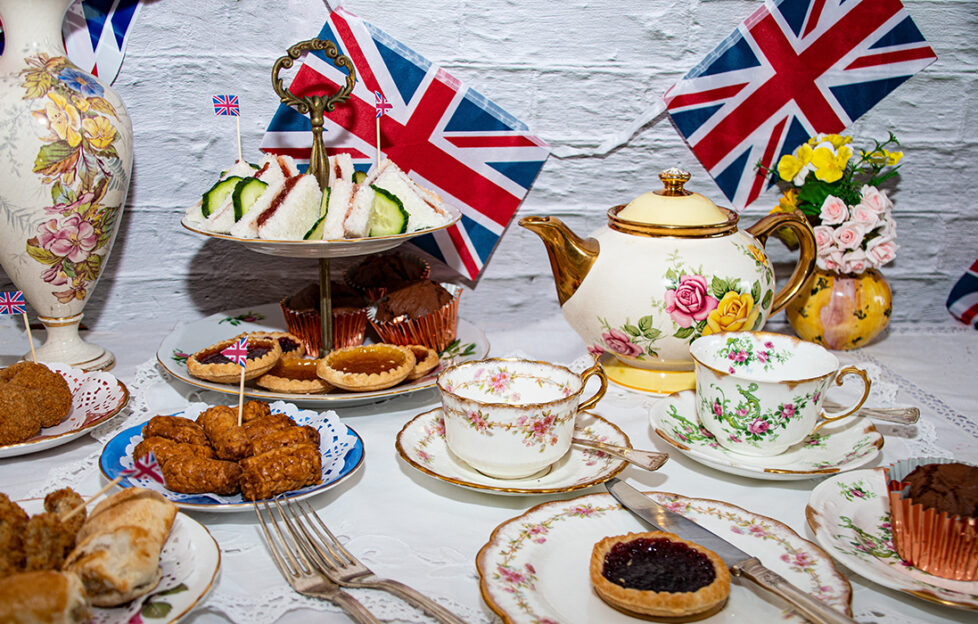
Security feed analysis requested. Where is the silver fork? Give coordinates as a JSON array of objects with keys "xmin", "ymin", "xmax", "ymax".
[
  {"xmin": 282, "ymin": 499, "xmax": 469, "ymax": 624},
  {"xmin": 254, "ymin": 501, "xmax": 382, "ymax": 624}
]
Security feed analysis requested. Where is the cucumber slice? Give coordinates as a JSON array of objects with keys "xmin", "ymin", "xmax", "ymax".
[
  {"xmin": 352, "ymin": 170, "xmax": 367, "ymax": 184},
  {"xmin": 302, "ymin": 188, "xmax": 332, "ymax": 240},
  {"xmin": 368, "ymin": 185, "xmax": 409, "ymax": 236},
  {"xmin": 201, "ymin": 176, "xmax": 243, "ymax": 217},
  {"xmin": 231, "ymin": 177, "xmax": 269, "ymax": 221}
]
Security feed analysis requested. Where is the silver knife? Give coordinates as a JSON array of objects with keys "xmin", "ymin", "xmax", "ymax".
[{"xmin": 605, "ymin": 478, "xmax": 858, "ymax": 624}]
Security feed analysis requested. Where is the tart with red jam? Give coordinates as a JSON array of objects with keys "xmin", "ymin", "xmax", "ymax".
[
  {"xmin": 186, "ymin": 334, "xmax": 282, "ymax": 384},
  {"xmin": 248, "ymin": 331, "xmax": 306, "ymax": 358},
  {"xmin": 316, "ymin": 344, "xmax": 416, "ymax": 392},
  {"xmin": 590, "ymin": 531, "xmax": 730, "ymax": 621}
]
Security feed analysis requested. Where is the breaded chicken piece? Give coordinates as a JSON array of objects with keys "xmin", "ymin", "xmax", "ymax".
[
  {"xmin": 23, "ymin": 512, "xmax": 74, "ymax": 572},
  {"xmin": 0, "ymin": 383, "xmax": 41, "ymax": 445},
  {"xmin": 0, "ymin": 362, "xmax": 72, "ymax": 428},
  {"xmin": 43, "ymin": 488, "xmax": 86, "ymax": 538},
  {"xmin": 0, "ymin": 494, "xmax": 28, "ymax": 579}
]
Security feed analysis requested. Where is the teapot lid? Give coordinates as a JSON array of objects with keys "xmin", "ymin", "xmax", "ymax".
[{"xmin": 617, "ymin": 168, "xmax": 728, "ymax": 226}]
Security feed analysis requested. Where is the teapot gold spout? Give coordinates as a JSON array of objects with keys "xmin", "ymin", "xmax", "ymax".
[{"xmin": 519, "ymin": 216, "xmax": 599, "ymax": 306}]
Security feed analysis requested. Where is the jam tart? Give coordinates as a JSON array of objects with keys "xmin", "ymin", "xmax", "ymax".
[
  {"xmin": 405, "ymin": 345, "xmax": 439, "ymax": 380},
  {"xmin": 316, "ymin": 344, "xmax": 416, "ymax": 392},
  {"xmin": 186, "ymin": 334, "xmax": 282, "ymax": 384},
  {"xmin": 589, "ymin": 531, "xmax": 730, "ymax": 621},
  {"xmin": 247, "ymin": 331, "xmax": 306, "ymax": 358},
  {"xmin": 255, "ymin": 357, "xmax": 332, "ymax": 394}
]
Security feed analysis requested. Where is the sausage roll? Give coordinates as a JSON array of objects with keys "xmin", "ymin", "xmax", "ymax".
[
  {"xmin": 159, "ymin": 456, "xmax": 242, "ymax": 496},
  {"xmin": 197, "ymin": 405, "xmax": 249, "ymax": 461},
  {"xmin": 141, "ymin": 415, "xmax": 209, "ymax": 446},
  {"xmin": 249, "ymin": 425, "xmax": 320, "ymax": 457},
  {"xmin": 239, "ymin": 444, "xmax": 322, "ymax": 501}
]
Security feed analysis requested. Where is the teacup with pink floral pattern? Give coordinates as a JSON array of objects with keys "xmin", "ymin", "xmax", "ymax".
[
  {"xmin": 437, "ymin": 358, "xmax": 607, "ymax": 478},
  {"xmin": 689, "ymin": 331, "xmax": 871, "ymax": 456}
]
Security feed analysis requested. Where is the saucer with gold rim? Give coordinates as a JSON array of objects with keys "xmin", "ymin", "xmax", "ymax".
[
  {"xmin": 649, "ymin": 390, "xmax": 882, "ymax": 480},
  {"xmin": 395, "ymin": 408, "xmax": 629, "ymax": 495}
]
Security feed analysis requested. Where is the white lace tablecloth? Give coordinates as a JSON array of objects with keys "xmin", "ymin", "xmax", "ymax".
[{"xmin": 0, "ymin": 316, "xmax": 975, "ymax": 624}]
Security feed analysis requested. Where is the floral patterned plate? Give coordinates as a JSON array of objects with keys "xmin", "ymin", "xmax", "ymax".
[
  {"xmin": 20, "ymin": 498, "xmax": 219, "ymax": 623},
  {"xmin": 395, "ymin": 408, "xmax": 629, "ymax": 495},
  {"xmin": 156, "ymin": 302, "xmax": 488, "ymax": 407},
  {"xmin": 806, "ymin": 468, "xmax": 978, "ymax": 610},
  {"xmin": 649, "ymin": 390, "xmax": 882, "ymax": 480},
  {"xmin": 477, "ymin": 491, "xmax": 852, "ymax": 623},
  {"xmin": 0, "ymin": 363, "xmax": 129, "ymax": 458}
]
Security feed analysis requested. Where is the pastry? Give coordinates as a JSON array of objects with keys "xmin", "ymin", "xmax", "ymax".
[
  {"xmin": 589, "ymin": 531, "xmax": 730, "ymax": 621},
  {"xmin": 280, "ymin": 282, "xmax": 368, "ymax": 355},
  {"xmin": 248, "ymin": 331, "xmax": 306, "ymax": 358},
  {"xmin": 141, "ymin": 415, "xmax": 209, "ymax": 447},
  {"xmin": 368, "ymin": 280, "xmax": 461, "ymax": 351},
  {"xmin": 186, "ymin": 334, "xmax": 282, "ymax": 384},
  {"xmin": 255, "ymin": 357, "xmax": 332, "ymax": 394},
  {"xmin": 406, "ymin": 345, "xmax": 439, "ymax": 380},
  {"xmin": 239, "ymin": 444, "xmax": 322, "ymax": 501},
  {"xmin": 316, "ymin": 344, "xmax": 416, "ymax": 392},
  {"xmin": 197, "ymin": 405, "xmax": 250, "ymax": 461},
  {"xmin": 158, "ymin": 456, "xmax": 242, "ymax": 496},
  {"xmin": 0, "ymin": 570, "xmax": 90, "ymax": 623},
  {"xmin": 885, "ymin": 458, "xmax": 978, "ymax": 580}
]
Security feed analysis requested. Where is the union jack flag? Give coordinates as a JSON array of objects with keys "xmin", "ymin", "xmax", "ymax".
[
  {"xmin": 220, "ymin": 336, "xmax": 249, "ymax": 368},
  {"xmin": 121, "ymin": 451, "xmax": 164, "ymax": 484},
  {"xmin": 947, "ymin": 260, "xmax": 978, "ymax": 329},
  {"xmin": 63, "ymin": 0, "xmax": 143, "ymax": 85},
  {"xmin": 0, "ymin": 291, "xmax": 26, "ymax": 315},
  {"xmin": 664, "ymin": 0, "xmax": 936, "ymax": 210},
  {"xmin": 260, "ymin": 6, "xmax": 550, "ymax": 281},
  {"xmin": 375, "ymin": 91, "xmax": 392, "ymax": 118},
  {"xmin": 213, "ymin": 95, "xmax": 240, "ymax": 117}
]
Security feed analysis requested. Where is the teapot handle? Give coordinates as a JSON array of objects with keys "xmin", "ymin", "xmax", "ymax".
[{"xmin": 745, "ymin": 212, "xmax": 817, "ymax": 315}]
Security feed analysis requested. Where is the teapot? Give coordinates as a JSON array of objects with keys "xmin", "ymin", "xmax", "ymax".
[{"xmin": 520, "ymin": 168, "xmax": 816, "ymax": 394}]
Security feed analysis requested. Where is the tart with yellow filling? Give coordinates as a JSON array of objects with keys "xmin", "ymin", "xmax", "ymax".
[
  {"xmin": 316, "ymin": 344, "xmax": 416, "ymax": 392},
  {"xmin": 590, "ymin": 531, "xmax": 730, "ymax": 621},
  {"xmin": 186, "ymin": 334, "xmax": 282, "ymax": 384},
  {"xmin": 405, "ymin": 345, "xmax": 439, "ymax": 380},
  {"xmin": 255, "ymin": 357, "xmax": 332, "ymax": 394}
]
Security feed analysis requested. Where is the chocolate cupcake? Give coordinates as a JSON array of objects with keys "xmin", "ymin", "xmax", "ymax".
[
  {"xmin": 345, "ymin": 252, "xmax": 430, "ymax": 302},
  {"xmin": 885, "ymin": 458, "xmax": 978, "ymax": 580},
  {"xmin": 280, "ymin": 282, "xmax": 368, "ymax": 355},
  {"xmin": 368, "ymin": 280, "xmax": 460, "ymax": 352}
]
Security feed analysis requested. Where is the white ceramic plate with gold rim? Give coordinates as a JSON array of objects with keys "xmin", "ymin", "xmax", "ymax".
[
  {"xmin": 477, "ymin": 491, "xmax": 852, "ymax": 623},
  {"xmin": 180, "ymin": 202, "xmax": 460, "ymax": 259},
  {"xmin": 396, "ymin": 409, "xmax": 630, "ymax": 495},
  {"xmin": 806, "ymin": 468, "xmax": 978, "ymax": 611},
  {"xmin": 649, "ymin": 390, "xmax": 883, "ymax": 480},
  {"xmin": 19, "ymin": 498, "xmax": 219, "ymax": 623},
  {"xmin": 0, "ymin": 364, "xmax": 129, "ymax": 459},
  {"xmin": 156, "ymin": 302, "xmax": 488, "ymax": 407}
]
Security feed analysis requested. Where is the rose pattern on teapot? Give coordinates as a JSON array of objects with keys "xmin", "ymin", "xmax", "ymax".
[{"xmin": 588, "ymin": 242, "xmax": 776, "ymax": 360}]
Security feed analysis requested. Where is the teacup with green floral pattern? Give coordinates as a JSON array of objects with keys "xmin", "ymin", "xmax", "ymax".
[
  {"xmin": 437, "ymin": 358, "xmax": 607, "ymax": 478},
  {"xmin": 689, "ymin": 331, "xmax": 870, "ymax": 456}
]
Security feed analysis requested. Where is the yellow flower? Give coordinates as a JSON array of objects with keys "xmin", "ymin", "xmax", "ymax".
[
  {"xmin": 82, "ymin": 116, "xmax": 116, "ymax": 150},
  {"xmin": 45, "ymin": 92, "xmax": 81, "ymax": 147},
  {"xmin": 777, "ymin": 145, "xmax": 813, "ymax": 182},
  {"xmin": 703, "ymin": 292, "xmax": 760, "ymax": 335},
  {"xmin": 747, "ymin": 244, "xmax": 768, "ymax": 265},
  {"xmin": 811, "ymin": 145, "xmax": 852, "ymax": 183},
  {"xmin": 884, "ymin": 149, "xmax": 903, "ymax": 165},
  {"xmin": 72, "ymin": 96, "xmax": 90, "ymax": 112},
  {"xmin": 778, "ymin": 188, "xmax": 798, "ymax": 211}
]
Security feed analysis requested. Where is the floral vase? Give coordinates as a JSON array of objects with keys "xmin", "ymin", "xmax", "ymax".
[
  {"xmin": 785, "ymin": 267, "xmax": 892, "ymax": 350},
  {"xmin": 0, "ymin": 0, "xmax": 132, "ymax": 370}
]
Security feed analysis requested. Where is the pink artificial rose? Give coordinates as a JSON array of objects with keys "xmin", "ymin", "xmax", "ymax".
[
  {"xmin": 859, "ymin": 185, "xmax": 892, "ymax": 214},
  {"xmin": 812, "ymin": 225, "xmax": 835, "ymax": 253},
  {"xmin": 602, "ymin": 328, "xmax": 642, "ymax": 357},
  {"xmin": 833, "ymin": 221, "xmax": 865, "ymax": 250},
  {"xmin": 877, "ymin": 213, "xmax": 897, "ymax": 238},
  {"xmin": 866, "ymin": 237, "xmax": 898, "ymax": 267},
  {"xmin": 841, "ymin": 249, "xmax": 869, "ymax": 274},
  {"xmin": 819, "ymin": 195, "xmax": 849, "ymax": 225},
  {"xmin": 817, "ymin": 248, "xmax": 845, "ymax": 272},
  {"xmin": 664, "ymin": 274, "xmax": 718, "ymax": 328},
  {"xmin": 850, "ymin": 203, "xmax": 880, "ymax": 230},
  {"xmin": 37, "ymin": 214, "xmax": 98, "ymax": 263}
]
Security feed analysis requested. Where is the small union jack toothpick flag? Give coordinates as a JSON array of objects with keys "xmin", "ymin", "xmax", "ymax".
[
  {"xmin": 0, "ymin": 291, "xmax": 26, "ymax": 315},
  {"xmin": 374, "ymin": 91, "xmax": 392, "ymax": 118},
  {"xmin": 121, "ymin": 452, "xmax": 164, "ymax": 484},
  {"xmin": 213, "ymin": 94, "xmax": 240, "ymax": 117},
  {"xmin": 947, "ymin": 260, "xmax": 978, "ymax": 329},
  {"xmin": 220, "ymin": 336, "xmax": 249, "ymax": 368}
]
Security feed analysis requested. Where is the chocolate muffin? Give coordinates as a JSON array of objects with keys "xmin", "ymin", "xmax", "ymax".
[
  {"xmin": 345, "ymin": 252, "xmax": 429, "ymax": 302},
  {"xmin": 280, "ymin": 282, "xmax": 368, "ymax": 355},
  {"xmin": 368, "ymin": 280, "xmax": 460, "ymax": 351},
  {"xmin": 904, "ymin": 462, "xmax": 978, "ymax": 518}
]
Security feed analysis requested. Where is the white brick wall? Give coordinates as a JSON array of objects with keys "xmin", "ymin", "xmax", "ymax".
[{"xmin": 2, "ymin": 0, "xmax": 975, "ymax": 333}]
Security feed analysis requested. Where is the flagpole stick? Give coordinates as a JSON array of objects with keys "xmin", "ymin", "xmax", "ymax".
[
  {"xmin": 237, "ymin": 366, "xmax": 245, "ymax": 426},
  {"xmin": 63, "ymin": 476, "xmax": 123, "ymax": 521},
  {"xmin": 21, "ymin": 312, "xmax": 36, "ymax": 362},
  {"xmin": 236, "ymin": 116, "xmax": 243, "ymax": 162},
  {"xmin": 375, "ymin": 116, "xmax": 381, "ymax": 169}
]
